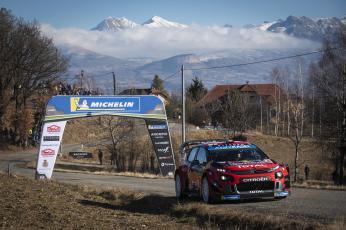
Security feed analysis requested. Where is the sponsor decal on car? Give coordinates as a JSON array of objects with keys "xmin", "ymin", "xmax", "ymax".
[
  {"xmin": 241, "ymin": 177, "xmax": 270, "ymax": 183},
  {"xmin": 41, "ymin": 148, "xmax": 55, "ymax": 157},
  {"xmin": 208, "ymin": 144, "xmax": 257, "ymax": 150},
  {"xmin": 47, "ymin": 125, "xmax": 61, "ymax": 133},
  {"xmin": 249, "ymin": 190, "xmax": 265, "ymax": 194},
  {"xmin": 43, "ymin": 136, "xmax": 60, "ymax": 142},
  {"xmin": 226, "ymin": 160, "xmax": 273, "ymax": 167}
]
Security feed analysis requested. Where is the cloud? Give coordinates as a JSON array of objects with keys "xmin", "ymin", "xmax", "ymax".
[{"xmin": 40, "ymin": 23, "xmax": 318, "ymax": 59}]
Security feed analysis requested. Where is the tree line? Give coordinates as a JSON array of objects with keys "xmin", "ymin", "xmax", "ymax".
[
  {"xmin": 0, "ymin": 8, "xmax": 68, "ymax": 147},
  {"xmin": 166, "ymin": 30, "xmax": 346, "ymax": 184}
]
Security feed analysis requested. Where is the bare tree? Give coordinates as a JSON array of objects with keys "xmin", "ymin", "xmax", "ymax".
[
  {"xmin": 287, "ymin": 64, "xmax": 307, "ymax": 182},
  {"xmin": 0, "ymin": 8, "xmax": 67, "ymax": 146},
  {"xmin": 287, "ymin": 98, "xmax": 304, "ymax": 182},
  {"xmin": 309, "ymin": 30, "xmax": 346, "ymax": 184},
  {"xmin": 272, "ymin": 68, "xmax": 280, "ymax": 136},
  {"xmin": 298, "ymin": 61, "xmax": 305, "ymax": 137},
  {"xmin": 218, "ymin": 89, "xmax": 251, "ymax": 136},
  {"xmin": 102, "ymin": 116, "xmax": 134, "ymax": 171}
]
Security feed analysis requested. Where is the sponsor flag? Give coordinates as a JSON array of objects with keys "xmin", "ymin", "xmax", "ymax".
[
  {"xmin": 146, "ymin": 119, "xmax": 175, "ymax": 176},
  {"xmin": 36, "ymin": 121, "xmax": 67, "ymax": 179}
]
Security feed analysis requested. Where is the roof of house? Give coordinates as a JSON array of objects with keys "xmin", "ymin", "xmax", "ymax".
[{"xmin": 197, "ymin": 83, "xmax": 281, "ymax": 106}]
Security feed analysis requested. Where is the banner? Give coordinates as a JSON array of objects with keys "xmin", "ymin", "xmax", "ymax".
[
  {"xmin": 36, "ymin": 95, "xmax": 175, "ymax": 178},
  {"xmin": 36, "ymin": 121, "xmax": 67, "ymax": 179},
  {"xmin": 146, "ymin": 119, "xmax": 175, "ymax": 176},
  {"xmin": 44, "ymin": 95, "xmax": 166, "ymax": 121}
]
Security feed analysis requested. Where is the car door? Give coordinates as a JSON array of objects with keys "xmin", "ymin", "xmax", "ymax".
[
  {"xmin": 190, "ymin": 147, "xmax": 207, "ymax": 192},
  {"xmin": 187, "ymin": 147, "xmax": 199, "ymax": 192}
]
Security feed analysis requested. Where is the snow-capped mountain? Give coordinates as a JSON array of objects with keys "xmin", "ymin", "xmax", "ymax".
[
  {"xmin": 237, "ymin": 16, "xmax": 346, "ymax": 41},
  {"xmin": 267, "ymin": 15, "xmax": 346, "ymax": 41},
  {"xmin": 142, "ymin": 16, "xmax": 187, "ymax": 28},
  {"xmin": 91, "ymin": 17, "xmax": 138, "ymax": 31},
  {"xmin": 258, "ymin": 21, "xmax": 277, "ymax": 31},
  {"xmin": 92, "ymin": 16, "xmax": 187, "ymax": 31},
  {"xmin": 58, "ymin": 15, "xmax": 345, "ymax": 93}
]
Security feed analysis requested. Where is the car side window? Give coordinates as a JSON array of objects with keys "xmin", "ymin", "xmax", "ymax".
[
  {"xmin": 196, "ymin": 148, "xmax": 207, "ymax": 164},
  {"xmin": 187, "ymin": 147, "xmax": 198, "ymax": 162}
]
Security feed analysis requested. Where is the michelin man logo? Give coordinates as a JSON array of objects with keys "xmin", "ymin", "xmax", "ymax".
[{"xmin": 78, "ymin": 100, "xmax": 89, "ymax": 109}]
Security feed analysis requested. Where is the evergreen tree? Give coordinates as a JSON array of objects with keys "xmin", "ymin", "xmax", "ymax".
[
  {"xmin": 186, "ymin": 77, "xmax": 208, "ymax": 126},
  {"xmin": 151, "ymin": 75, "xmax": 168, "ymax": 97},
  {"xmin": 186, "ymin": 77, "xmax": 208, "ymax": 102},
  {"xmin": 151, "ymin": 75, "xmax": 164, "ymax": 91}
]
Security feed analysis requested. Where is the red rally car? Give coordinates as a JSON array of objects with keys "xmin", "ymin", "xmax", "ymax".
[{"xmin": 174, "ymin": 139, "xmax": 290, "ymax": 203}]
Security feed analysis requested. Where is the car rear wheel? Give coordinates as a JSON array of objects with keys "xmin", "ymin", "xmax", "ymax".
[
  {"xmin": 175, "ymin": 174, "xmax": 185, "ymax": 199},
  {"xmin": 202, "ymin": 177, "xmax": 213, "ymax": 203}
]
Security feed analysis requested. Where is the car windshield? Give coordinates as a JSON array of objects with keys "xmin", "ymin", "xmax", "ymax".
[{"xmin": 208, "ymin": 147, "xmax": 269, "ymax": 162}]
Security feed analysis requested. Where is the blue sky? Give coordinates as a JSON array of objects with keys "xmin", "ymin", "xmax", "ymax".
[{"xmin": 1, "ymin": 0, "xmax": 345, "ymax": 29}]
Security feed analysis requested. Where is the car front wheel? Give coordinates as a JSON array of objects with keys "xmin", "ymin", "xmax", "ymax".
[
  {"xmin": 175, "ymin": 174, "xmax": 185, "ymax": 199},
  {"xmin": 201, "ymin": 177, "xmax": 213, "ymax": 203}
]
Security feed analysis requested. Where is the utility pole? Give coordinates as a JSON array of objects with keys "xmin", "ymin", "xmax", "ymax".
[
  {"xmin": 260, "ymin": 96, "xmax": 263, "ymax": 133},
  {"xmin": 338, "ymin": 63, "xmax": 346, "ymax": 185},
  {"xmin": 112, "ymin": 72, "xmax": 116, "ymax": 95},
  {"xmin": 181, "ymin": 65, "xmax": 185, "ymax": 143},
  {"xmin": 80, "ymin": 70, "xmax": 84, "ymax": 89}
]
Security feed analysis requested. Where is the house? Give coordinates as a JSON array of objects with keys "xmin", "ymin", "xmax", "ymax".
[
  {"xmin": 196, "ymin": 83, "xmax": 285, "ymax": 130},
  {"xmin": 197, "ymin": 83, "xmax": 282, "ymax": 108}
]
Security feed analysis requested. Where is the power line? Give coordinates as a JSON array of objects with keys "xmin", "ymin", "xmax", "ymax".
[
  {"xmin": 58, "ymin": 46, "xmax": 345, "ymax": 83},
  {"xmin": 184, "ymin": 46, "xmax": 345, "ymax": 71},
  {"xmin": 162, "ymin": 70, "xmax": 180, "ymax": 82}
]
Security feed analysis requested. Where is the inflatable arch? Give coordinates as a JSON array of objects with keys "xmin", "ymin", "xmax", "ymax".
[{"xmin": 35, "ymin": 95, "xmax": 175, "ymax": 179}]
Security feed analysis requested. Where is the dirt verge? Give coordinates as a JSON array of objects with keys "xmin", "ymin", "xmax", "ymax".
[{"xmin": 1, "ymin": 173, "xmax": 343, "ymax": 230}]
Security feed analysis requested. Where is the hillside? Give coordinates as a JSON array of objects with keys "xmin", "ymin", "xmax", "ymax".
[
  {"xmin": 1, "ymin": 174, "xmax": 335, "ymax": 229},
  {"xmin": 62, "ymin": 119, "xmax": 335, "ymax": 181}
]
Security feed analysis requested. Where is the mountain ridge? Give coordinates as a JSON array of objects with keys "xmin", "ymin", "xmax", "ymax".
[
  {"xmin": 91, "ymin": 15, "xmax": 346, "ymax": 41},
  {"xmin": 60, "ymin": 14, "xmax": 345, "ymax": 93}
]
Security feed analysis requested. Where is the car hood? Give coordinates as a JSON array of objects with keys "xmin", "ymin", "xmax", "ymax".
[{"xmin": 214, "ymin": 159, "xmax": 278, "ymax": 171}]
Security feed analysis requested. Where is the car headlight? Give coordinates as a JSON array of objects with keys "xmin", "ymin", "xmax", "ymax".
[
  {"xmin": 220, "ymin": 175, "xmax": 233, "ymax": 182},
  {"xmin": 275, "ymin": 171, "xmax": 283, "ymax": 179}
]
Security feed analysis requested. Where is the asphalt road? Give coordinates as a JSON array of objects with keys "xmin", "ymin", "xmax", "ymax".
[{"xmin": 0, "ymin": 148, "xmax": 345, "ymax": 223}]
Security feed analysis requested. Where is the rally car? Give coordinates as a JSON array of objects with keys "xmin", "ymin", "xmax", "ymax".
[{"xmin": 174, "ymin": 139, "xmax": 290, "ymax": 203}]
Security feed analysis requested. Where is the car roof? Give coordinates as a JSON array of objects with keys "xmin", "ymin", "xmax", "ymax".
[{"xmin": 180, "ymin": 139, "xmax": 252, "ymax": 152}]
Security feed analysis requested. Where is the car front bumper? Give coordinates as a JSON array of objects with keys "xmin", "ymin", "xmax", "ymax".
[{"xmin": 217, "ymin": 181, "xmax": 290, "ymax": 200}]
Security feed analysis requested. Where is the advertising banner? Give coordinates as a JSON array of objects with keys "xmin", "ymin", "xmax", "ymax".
[
  {"xmin": 146, "ymin": 119, "xmax": 175, "ymax": 176},
  {"xmin": 44, "ymin": 95, "xmax": 166, "ymax": 121},
  {"xmin": 36, "ymin": 121, "xmax": 67, "ymax": 179},
  {"xmin": 36, "ymin": 95, "xmax": 176, "ymax": 179}
]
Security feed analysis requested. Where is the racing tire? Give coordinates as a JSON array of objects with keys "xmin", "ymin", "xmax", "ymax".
[
  {"xmin": 175, "ymin": 174, "xmax": 186, "ymax": 200},
  {"xmin": 201, "ymin": 177, "xmax": 214, "ymax": 204}
]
